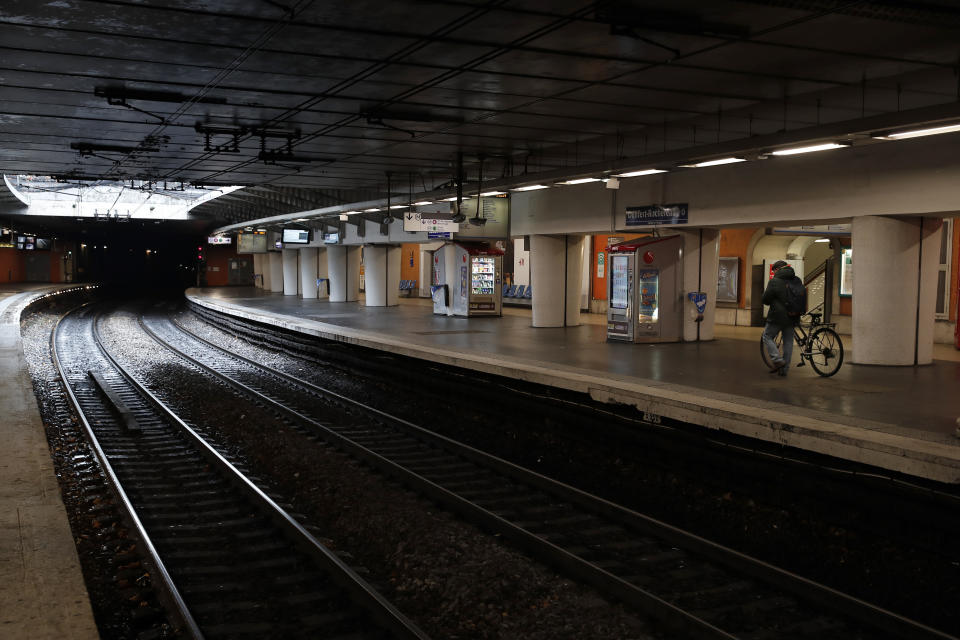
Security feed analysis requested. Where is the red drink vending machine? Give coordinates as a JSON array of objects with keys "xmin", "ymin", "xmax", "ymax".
[{"xmin": 606, "ymin": 235, "xmax": 683, "ymax": 343}]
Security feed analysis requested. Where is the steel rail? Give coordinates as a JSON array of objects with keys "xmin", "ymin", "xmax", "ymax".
[
  {"xmin": 97, "ymin": 310, "xmax": 432, "ymax": 640},
  {"xmin": 51, "ymin": 304, "xmax": 205, "ymax": 640},
  {"xmin": 60, "ymin": 303, "xmax": 431, "ymax": 640},
  {"xmin": 164, "ymin": 307, "xmax": 960, "ymax": 640},
  {"xmin": 137, "ymin": 310, "xmax": 734, "ymax": 639}
]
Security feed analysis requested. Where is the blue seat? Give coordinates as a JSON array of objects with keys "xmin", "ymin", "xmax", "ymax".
[
  {"xmin": 523, "ymin": 285, "xmax": 532, "ymax": 299},
  {"xmin": 513, "ymin": 285, "xmax": 525, "ymax": 298},
  {"xmin": 502, "ymin": 284, "xmax": 511, "ymax": 297}
]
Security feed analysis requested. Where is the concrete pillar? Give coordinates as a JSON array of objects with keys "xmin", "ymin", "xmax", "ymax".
[
  {"xmin": 364, "ymin": 245, "xmax": 401, "ymax": 307},
  {"xmin": 678, "ymin": 229, "xmax": 720, "ymax": 341},
  {"xmin": 327, "ymin": 245, "xmax": 361, "ymax": 302},
  {"xmin": 299, "ymin": 247, "xmax": 319, "ymax": 299},
  {"xmin": 317, "ymin": 247, "xmax": 329, "ymax": 299},
  {"xmin": 852, "ymin": 215, "xmax": 941, "ymax": 365},
  {"xmin": 252, "ymin": 253, "xmax": 263, "ymax": 288},
  {"xmin": 297, "ymin": 252, "xmax": 303, "ymax": 295},
  {"xmin": 261, "ymin": 253, "xmax": 272, "ymax": 290},
  {"xmin": 282, "ymin": 249, "xmax": 298, "ymax": 296},
  {"xmin": 418, "ymin": 248, "xmax": 433, "ymax": 298},
  {"xmin": 530, "ymin": 234, "xmax": 585, "ymax": 327},
  {"xmin": 268, "ymin": 252, "xmax": 283, "ymax": 292}
]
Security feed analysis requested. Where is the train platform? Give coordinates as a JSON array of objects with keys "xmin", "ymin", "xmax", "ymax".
[
  {"xmin": 187, "ymin": 286, "xmax": 960, "ymax": 486},
  {"xmin": 0, "ymin": 284, "xmax": 99, "ymax": 640}
]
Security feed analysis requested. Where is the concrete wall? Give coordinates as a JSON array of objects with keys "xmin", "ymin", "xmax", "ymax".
[{"xmin": 512, "ymin": 134, "xmax": 960, "ymax": 236}]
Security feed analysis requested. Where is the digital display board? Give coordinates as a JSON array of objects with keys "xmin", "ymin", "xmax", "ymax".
[
  {"xmin": 610, "ymin": 254, "xmax": 629, "ymax": 310},
  {"xmin": 282, "ymin": 229, "xmax": 310, "ymax": 244},
  {"xmin": 237, "ymin": 232, "xmax": 267, "ymax": 254},
  {"xmin": 323, "ymin": 232, "xmax": 339, "ymax": 244}
]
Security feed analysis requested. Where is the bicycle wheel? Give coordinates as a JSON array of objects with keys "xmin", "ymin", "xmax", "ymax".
[
  {"xmin": 808, "ymin": 327, "xmax": 844, "ymax": 377},
  {"xmin": 759, "ymin": 330, "xmax": 783, "ymax": 370}
]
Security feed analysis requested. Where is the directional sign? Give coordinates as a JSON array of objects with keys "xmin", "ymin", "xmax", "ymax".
[{"xmin": 403, "ymin": 211, "xmax": 459, "ymax": 233}]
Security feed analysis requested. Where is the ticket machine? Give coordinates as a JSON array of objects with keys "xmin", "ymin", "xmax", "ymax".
[
  {"xmin": 606, "ymin": 235, "xmax": 683, "ymax": 343},
  {"xmin": 432, "ymin": 242, "xmax": 503, "ymax": 316}
]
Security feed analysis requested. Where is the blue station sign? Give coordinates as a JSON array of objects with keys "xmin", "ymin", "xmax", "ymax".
[{"xmin": 625, "ymin": 203, "xmax": 688, "ymax": 226}]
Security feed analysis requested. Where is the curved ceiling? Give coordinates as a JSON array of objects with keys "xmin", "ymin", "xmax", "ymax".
[{"xmin": 3, "ymin": 0, "xmax": 960, "ymax": 227}]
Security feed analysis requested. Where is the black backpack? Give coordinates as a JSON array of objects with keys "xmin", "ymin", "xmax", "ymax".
[{"xmin": 784, "ymin": 276, "xmax": 807, "ymax": 317}]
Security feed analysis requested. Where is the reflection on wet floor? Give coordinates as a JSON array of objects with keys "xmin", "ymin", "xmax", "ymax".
[{"xmin": 194, "ymin": 288, "xmax": 960, "ymax": 437}]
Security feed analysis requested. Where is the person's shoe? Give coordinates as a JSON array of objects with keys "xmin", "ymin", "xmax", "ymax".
[
  {"xmin": 769, "ymin": 358, "xmax": 785, "ymax": 372},
  {"xmin": 777, "ymin": 366, "xmax": 787, "ymax": 377}
]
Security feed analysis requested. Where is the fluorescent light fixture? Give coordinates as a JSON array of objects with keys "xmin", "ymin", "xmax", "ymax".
[
  {"xmin": 612, "ymin": 169, "xmax": 668, "ymax": 178},
  {"xmin": 556, "ymin": 177, "xmax": 601, "ymax": 185},
  {"xmin": 480, "ymin": 191, "xmax": 505, "ymax": 196},
  {"xmin": 681, "ymin": 157, "xmax": 746, "ymax": 168},
  {"xmin": 389, "ymin": 204, "xmax": 407, "ymax": 209},
  {"xmin": 511, "ymin": 184, "xmax": 550, "ymax": 191},
  {"xmin": 412, "ymin": 200, "xmax": 433, "ymax": 205},
  {"xmin": 364, "ymin": 207, "xmax": 381, "ymax": 212},
  {"xmin": 771, "ymin": 142, "xmax": 849, "ymax": 156},
  {"xmin": 441, "ymin": 196, "xmax": 459, "ymax": 202},
  {"xmin": 882, "ymin": 123, "xmax": 960, "ymax": 139},
  {"xmin": 294, "ymin": 218, "xmax": 310, "ymax": 222},
  {"xmin": 814, "ymin": 238, "xmax": 830, "ymax": 243},
  {"xmin": 342, "ymin": 210, "xmax": 360, "ymax": 215}
]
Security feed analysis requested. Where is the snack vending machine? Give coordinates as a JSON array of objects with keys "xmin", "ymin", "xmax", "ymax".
[
  {"xmin": 432, "ymin": 242, "xmax": 503, "ymax": 316},
  {"xmin": 606, "ymin": 235, "xmax": 683, "ymax": 343}
]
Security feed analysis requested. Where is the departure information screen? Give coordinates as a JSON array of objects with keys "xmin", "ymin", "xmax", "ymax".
[{"xmin": 610, "ymin": 255, "xmax": 629, "ymax": 309}]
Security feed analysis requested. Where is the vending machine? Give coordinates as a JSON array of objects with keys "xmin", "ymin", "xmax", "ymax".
[
  {"xmin": 432, "ymin": 242, "xmax": 503, "ymax": 316},
  {"xmin": 606, "ymin": 235, "xmax": 683, "ymax": 343}
]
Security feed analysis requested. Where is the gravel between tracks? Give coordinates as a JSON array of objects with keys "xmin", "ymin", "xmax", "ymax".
[
  {"xmin": 98, "ymin": 307, "xmax": 657, "ymax": 640},
  {"xmin": 175, "ymin": 306, "xmax": 960, "ymax": 637}
]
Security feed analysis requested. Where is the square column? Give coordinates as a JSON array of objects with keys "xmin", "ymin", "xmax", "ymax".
[
  {"xmin": 326, "ymin": 245, "xmax": 361, "ymax": 302},
  {"xmin": 852, "ymin": 215, "xmax": 941, "ymax": 365},
  {"xmin": 530, "ymin": 234, "xmax": 585, "ymax": 327},
  {"xmin": 677, "ymin": 229, "xmax": 720, "ymax": 341},
  {"xmin": 299, "ymin": 247, "xmax": 319, "ymax": 299},
  {"xmin": 317, "ymin": 247, "xmax": 329, "ymax": 299},
  {"xmin": 268, "ymin": 252, "xmax": 283, "ymax": 292},
  {"xmin": 252, "ymin": 253, "xmax": 264, "ymax": 288},
  {"xmin": 363, "ymin": 245, "xmax": 401, "ymax": 307},
  {"xmin": 282, "ymin": 248, "xmax": 298, "ymax": 296}
]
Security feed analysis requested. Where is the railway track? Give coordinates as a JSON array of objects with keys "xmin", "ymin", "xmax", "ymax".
[
  {"xmin": 139, "ymin": 305, "xmax": 958, "ymax": 640},
  {"xmin": 52, "ymin": 303, "xmax": 429, "ymax": 640}
]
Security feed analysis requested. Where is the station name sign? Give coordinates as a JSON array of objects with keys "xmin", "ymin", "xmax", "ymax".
[{"xmin": 625, "ymin": 203, "xmax": 688, "ymax": 226}]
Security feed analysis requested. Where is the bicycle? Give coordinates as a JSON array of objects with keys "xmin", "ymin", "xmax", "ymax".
[{"xmin": 760, "ymin": 307, "xmax": 844, "ymax": 377}]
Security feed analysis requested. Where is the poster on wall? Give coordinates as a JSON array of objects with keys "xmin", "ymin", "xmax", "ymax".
[
  {"xmin": 840, "ymin": 248, "xmax": 852, "ymax": 296},
  {"xmin": 717, "ymin": 257, "xmax": 739, "ymax": 303}
]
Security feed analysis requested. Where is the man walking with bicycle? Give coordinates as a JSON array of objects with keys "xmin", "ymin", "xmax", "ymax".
[{"xmin": 762, "ymin": 260, "xmax": 806, "ymax": 377}]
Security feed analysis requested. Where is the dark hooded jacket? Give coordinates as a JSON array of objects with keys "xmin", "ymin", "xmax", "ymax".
[{"xmin": 762, "ymin": 265, "xmax": 797, "ymax": 328}]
